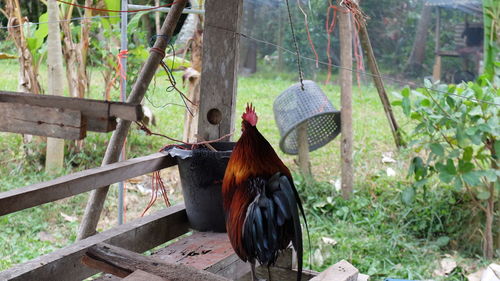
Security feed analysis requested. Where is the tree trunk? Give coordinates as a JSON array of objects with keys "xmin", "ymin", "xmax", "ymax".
[
  {"xmin": 45, "ymin": 0, "xmax": 65, "ymax": 174},
  {"xmin": 404, "ymin": 5, "xmax": 432, "ymax": 77}
]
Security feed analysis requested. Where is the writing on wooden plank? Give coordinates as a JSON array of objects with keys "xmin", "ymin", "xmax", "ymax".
[
  {"xmin": 0, "ymin": 91, "xmax": 143, "ymax": 121},
  {"xmin": 0, "ymin": 102, "xmax": 86, "ymax": 140},
  {"xmin": 84, "ymin": 243, "xmax": 229, "ymax": 281}
]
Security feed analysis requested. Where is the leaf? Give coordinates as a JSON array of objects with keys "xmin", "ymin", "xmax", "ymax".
[
  {"xmin": 453, "ymin": 177, "xmax": 463, "ymax": 190},
  {"xmin": 481, "ymin": 169, "xmax": 497, "ymax": 182},
  {"xmin": 104, "ymin": 0, "xmax": 121, "ymax": 24},
  {"xmin": 401, "ymin": 187, "xmax": 415, "ymax": 205},
  {"xmin": 421, "ymin": 99, "xmax": 431, "ymax": 107},
  {"xmin": 435, "ymin": 236, "xmax": 450, "ymax": 247},
  {"xmin": 439, "ymin": 171, "xmax": 454, "ymax": 183},
  {"xmin": 445, "ymin": 159, "xmax": 457, "ymax": 175},
  {"xmin": 430, "ymin": 143, "xmax": 445, "ymax": 157},
  {"xmin": 462, "ymin": 171, "xmax": 481, "ymax": 186},
  {"xmin": 128, "ymin": 11, "xmax": 148, "ymax": 34},
  {"xmin": 33, "ymin": 13, "xmax": 49, "ymax": 51},
  {"xmin": 469, "ymin": 106, "xmax": 482, "ymax": 116},
  {"xmin": 463, "ymin": 147, "xmax": 473, "ymax": 162},
  {"xmin": 401, "ymin": 87, "xmax": 410, "ymax": 97},
  {"xmin": 402, "ymin": 96, "xmax": 411, "ymax": 116},
  {"xmin": 476, "ymin": 191, "xmax": 490, "ymax": 200},
  {"xmin": 0, "ymin": 53, "xmax": 17, "ymax": 59},
  {"xmin": 458, "ymin": 160, "xmax": 474, "ymax": 173}
]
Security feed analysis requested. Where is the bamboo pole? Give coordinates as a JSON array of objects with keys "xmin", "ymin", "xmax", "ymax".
[
  {"xmin": 339, "ymin": 7, "xmax": 353, "ymax": 200},
  {"xmin": 356, "ymin": 16, "xmax": 404, "ymax": 148},
  {"xmin": 45, "ymin": 0, "xmax": 65, "ymax": 174},
  {"xmin": 77, "ymin": 0, "xmax": 188, "ymax": 240}
]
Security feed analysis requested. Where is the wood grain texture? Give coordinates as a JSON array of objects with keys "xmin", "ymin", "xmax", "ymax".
[
  {"xmin": 339, "ymin": 8, "xmax": 353, "ymax": 200},
  {"xmin": 77, "ymin": 0, "xmax": 188, "ymax": 241},
  {"xmin": 0, "ymin": 102, "xmax": 85, "ymax": 139},
  {"xmin": 85, "ymin": 243, "xmax": 229, "ymax": 281},
  {"xmin": 122, "ymin": 270, "xmax": 166, "ymax": 281},
  {"xmin": 0, "ymin": 152, "xmax": 176, "ymax": 216},
  {"xmin": 0, "ymin": 91, "xmax": 143, "ymax": 121},
  {"xmin": 197, "ymin": 0, "xmax": 243, "ymax": 141},
  {"xmin": 0, "ymin": 204, "xmax": 189, "ymax": 281}
]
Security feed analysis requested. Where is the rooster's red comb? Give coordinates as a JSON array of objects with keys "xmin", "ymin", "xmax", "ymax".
[{"xmin": 242, "ymin": 103, "xmax": 258, "ymax": 126}]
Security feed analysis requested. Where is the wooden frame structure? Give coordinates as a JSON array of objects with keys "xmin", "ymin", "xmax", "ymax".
[{"xmin": 0, "ymin": 0, "xmax": 372, "ymax": 279}]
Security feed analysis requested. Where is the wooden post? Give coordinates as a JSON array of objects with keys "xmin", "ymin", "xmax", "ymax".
[
  {"xmin": 432, "ymin": 7, "xmax": 441, "ymax": 81},
  {"xmin": 339, "ymin": 6, "xmax": 353, "ymax": 200},
  {"xmin": 77, "ymin": 0, "xmax": 188, "ymax": 240},
  {"xmin": 356, "ymin": 17, "xmax": 404, "ymax": 148},
  {"xmin": 197, "ymin": 0, "xmax": 243, "ymax": 141},
  {"xmin": 45, "ymin": 0, "xmax": 65, "ymax": 174},
  {"xmin": 297, "ymin": 123, "xmax": 312, "ymax": 178}
]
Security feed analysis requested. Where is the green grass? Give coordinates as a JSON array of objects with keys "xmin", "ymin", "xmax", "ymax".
[{"xmin": 0, "ymin": 59, "xmax": 492, "ymax": 279}]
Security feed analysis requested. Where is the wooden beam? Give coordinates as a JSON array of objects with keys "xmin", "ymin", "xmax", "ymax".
[
  {"xmin": 84, "ymin": 243, "xmax": 229, "ymax": 281},
  {"xmin": 0, "ymin": 91, "xmax": 144, "ymax": 121},
  {"xmin": 0, "ymin": 153, "xmax": 176, "ymax": 216},
  {"xmin": 0, "ymin": 204, "xmax": 189, "ymax": 281},
  {"xmin": 77, "ymin": 0, "xmax": 189, "ymax": 241},
  {"xmin": 339, "ymin": 5, "xmax": 353, "ymax": 200},
  {"xmin": 197, "ymin": 0, "xmax": 243, "ymax": 141},
  {"xmin": 0, "ymin": 102, "xmax": 86, "ymax": 140}
]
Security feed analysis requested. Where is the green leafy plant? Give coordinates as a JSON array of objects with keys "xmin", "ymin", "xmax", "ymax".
[{"xmin": 394, "ymin": 78, "xmax": 499, "ymax": 259}]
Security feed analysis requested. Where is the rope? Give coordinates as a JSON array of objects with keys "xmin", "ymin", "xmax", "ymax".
[{"xmin": 284, "ymin": 0, "xmax": 305, "ymax": 91}]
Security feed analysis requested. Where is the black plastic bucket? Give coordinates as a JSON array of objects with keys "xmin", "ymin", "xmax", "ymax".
[{"xmin": 166, "ymin": 142, "xmax": 235, "ymax": 232}]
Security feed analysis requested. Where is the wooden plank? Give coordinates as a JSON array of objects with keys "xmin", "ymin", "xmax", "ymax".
[
  {"xmin": 87, "ymin": 116, "xmax": 117, "ymax": 133},
  {"xmin": 122, "ymin": 270, "xmax": 166, "ymax": 281},
  {"xmin": 77, "ymin": 0, "xmax": 189, "ymax": 241},
  {"xmin": 152, "ymin": 232, "xmax": 296, "ymax": 280},
  {"xmin": 197, "ymin": 0, "xmax": 243, "ymax": 141},
  {"xmin": 0, "ymin": 102, "xmax": 86, "ymax": 140},
  {"xmin": 0, "ymin": 204, "xmax": 189, "ymax": 281},
  {"xmin": 310, "ymin": 260, "xmax": 358, "ymax": 281},
  {"xmin": 84, "ymin": 243, "xmax": 229, "ymax": 281},
  {"xmin": 0, "ymin": 152, "xmax": 176, "ymax": 216},
  {"xmin": 238, "ymin": 266, "xmax": 317, "ymax": 281},
  {"xmin": 0, "ymin": 91, "xmax": 143, "ymax": 121}
]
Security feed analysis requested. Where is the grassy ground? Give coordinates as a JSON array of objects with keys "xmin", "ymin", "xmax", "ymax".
[{"xmin": 0, "ymin": 59, "xmax": 493, "ymax": 279}]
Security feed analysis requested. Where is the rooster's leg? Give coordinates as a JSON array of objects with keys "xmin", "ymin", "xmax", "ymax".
[{"xmin": 250, "ymin": 262, "xmax": 266, "ymax": 281}]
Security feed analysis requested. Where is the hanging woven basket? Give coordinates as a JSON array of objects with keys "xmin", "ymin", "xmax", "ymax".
[{"xmin": 273, "ymin": 80, "xmax": 341, "ymax": 155}]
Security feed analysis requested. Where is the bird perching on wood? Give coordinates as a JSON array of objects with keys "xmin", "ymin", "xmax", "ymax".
[{"xmin": 222, "ymin": 104, "xmax": 307, "ymax": 281}]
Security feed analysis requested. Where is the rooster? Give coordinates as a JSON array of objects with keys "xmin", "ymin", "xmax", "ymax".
[{"xmin": 222, "ymin": 104, "xmax": 307, "ymax": 281}]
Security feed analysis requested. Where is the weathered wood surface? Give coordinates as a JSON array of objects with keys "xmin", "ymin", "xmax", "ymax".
[
  {"xmin": 84, "ymin": 243, "xmax": 229, "ymax": 281},
  {"xmin": 152, "ymin": 232, "xmax": 307, "ymax": 281},
  {"xmin": 0, "ymin": 90, "xmax": 143, "ymax": 121},
  {"xmin": 122, "ymin": 270, "xmax": 166, "ymax": 281},
  {"xmin": 0, "ymin": 152, "xmax": 176, "ymax": 216},
  {"xmin": 310, "ymin": 260, "xmax": 359, "ymax": 281},
  {"xmin": 197, "ymin": 0, "xmax": 243, "ymax": 141},
  {"xmin": 339, "ymin": 6, "xmax": 353, "ymax": 199},
  {"xmin": 0, "ymin": 204, "xmax": 189, "ymax": 281},
  {"xmin": 0, "ymin": 102, "xmax": 86, "ymax": 140},
  {"xmin": 87, "ymin": 116, "xmax": 117, "ymax": 132},
  {"xmin": 77, "ymin": 0, "xmax": 189, "ymax": 240},
  {"xmin": 153, "ymin": 232, "xmax": 249, "ymax": 280}
]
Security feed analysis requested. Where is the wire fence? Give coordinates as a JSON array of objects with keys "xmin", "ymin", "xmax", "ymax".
[{"xmin": 0, "ymin": 6, "xmax": 498, "ymax": 107}]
